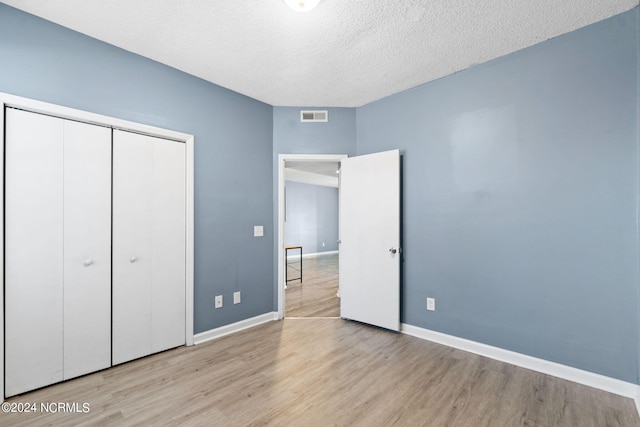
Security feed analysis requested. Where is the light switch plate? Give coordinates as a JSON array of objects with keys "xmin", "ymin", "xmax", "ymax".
[
  {"xmin": 426, "ymin": 297, "xmax": 435, "ymax": 311},
  {"xmin": 254, "ymin": 226, "xmax": 264, "ymax": 237},
  {"xmin": 215, "ymin": 295, "xmax": 223, "ymax": 309},
  {"xmin": 234, "ymin": 291, "xmax": 241, "ymax": 304}
]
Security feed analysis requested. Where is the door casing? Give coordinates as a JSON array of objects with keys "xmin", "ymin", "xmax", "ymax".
[{"xmin": 277, "ymin": 154, "xmax": 347, "ymax": 319}]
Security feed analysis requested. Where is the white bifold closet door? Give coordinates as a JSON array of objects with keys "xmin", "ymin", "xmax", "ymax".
[
  {"xmin": 5, "ymin": 109, "xmax": 112, "ymax": 397},
  {"xmin": 112, "ymin": 130, "xmax": 186, "ymax": 365}
]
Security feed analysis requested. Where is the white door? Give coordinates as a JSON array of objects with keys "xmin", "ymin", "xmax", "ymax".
[
  {"xmin": 5, "ymin": 110, "xmax": 112, "ymax": 396},
  {"xmin": 112, "ymin": 130, "xmax": 186, "ymax": 365},
  {"xmin": 150, "ymin": 137, "xmax": 186, "ymax": 353},
  {"xmin": 5, "ymin": 109, "xmax": 65, "ymax": 396},
  {"xmin": 339, "ymin": 149, "xmax": 400, "ymax": 331},
  {"xmin": 63, "ymin": 120, "xmax": 112, "ymax": 380},
  {"xmin": 112, "ymin": 131, "xmax": 153, "ymax": 364}
]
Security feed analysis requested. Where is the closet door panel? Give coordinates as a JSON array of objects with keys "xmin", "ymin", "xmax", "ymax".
[
  {"xmin": 112, "ymin": 130, "xmax": 186, "ymax": 364},
  {"xmin": 63, "ymin": 120, "xmax": 112, "ymax": 379},
  {"xmin": 151, "ymin": 139, "xmax": 186, "ymax": 352},
  {"xmin": 112, "ymin": 130, "xmax": 153, "ymax": 365},
  {"xmin": 5, "ymin": 109, "xmax": 64, "ymax": 396}
]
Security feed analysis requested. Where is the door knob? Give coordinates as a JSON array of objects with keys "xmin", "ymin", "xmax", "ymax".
[
  {"xmin": 83, "ymin": 259, "xmax": 94, "ymax": 267},
  {"xmin": 389, "ymin": 248, "xmax": 397, "ymax": 254},
  {"xmin": 130, "ymin": 256, "xmax": 138, "ymax": 263}
]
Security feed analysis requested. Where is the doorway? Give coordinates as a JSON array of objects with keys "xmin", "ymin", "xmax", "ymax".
[
  {"xmin": 277, "ymin": 150, "xmax": 401, "ymax": 330},
  {"xmin": 277, "ymin": 154, "xmax": 347, "ymax": 319},
  {"xmin": 284, "ymin": 179, "xmax": 338, "ymax": 317}
]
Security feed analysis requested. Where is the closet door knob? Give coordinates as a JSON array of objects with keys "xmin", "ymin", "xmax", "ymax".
[
  {"xmin": 130, "ymin": 256, "xmax": 138, "ymax": 263},
  {"xmin": 83, "ymin": 259, "xmax": 94, "ymax": 267}
]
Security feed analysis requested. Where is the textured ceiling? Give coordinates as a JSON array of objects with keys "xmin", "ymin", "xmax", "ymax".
[{"xmin": 2, "ymin": 0, "xmax": 637, "ymax": 107}]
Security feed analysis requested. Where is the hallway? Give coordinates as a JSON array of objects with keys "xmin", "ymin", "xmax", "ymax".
[{"xmin": 285, "ymin": 252, "xmax": 339, "ymax": 318}]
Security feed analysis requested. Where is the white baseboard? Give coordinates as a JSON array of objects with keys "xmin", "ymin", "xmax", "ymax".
[
  {"xmin": 194, "ymin": 312, "xmax": 278, "ymax": 345},
  {"xmin": 401, "ymin": 323, "xmax": 640, "ymax": 400},
  {"xmin": 286, "ymin": 250, "xmax": 338, "ymax": 260}
]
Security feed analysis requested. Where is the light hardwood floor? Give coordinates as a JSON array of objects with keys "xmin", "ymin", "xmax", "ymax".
[
  {"xmin": 3, "ymin": 317, "xmax": 639, "ymax": 426},
  {"xmin": 285, "ymin": 252, "xmax": 339, "ymax": 318}
]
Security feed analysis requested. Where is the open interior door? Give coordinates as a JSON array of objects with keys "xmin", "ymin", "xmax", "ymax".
[{"xmin": 339, "ymin": 149, "xmax": 400, "ymax": 331}]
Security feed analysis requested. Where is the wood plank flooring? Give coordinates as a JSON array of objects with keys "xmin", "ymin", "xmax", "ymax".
[
  {"xmin": 3, "ymin": 318, "xmax": 639, "ymax": 426},
  {"xmin": 285, "ymin": 252, "xmax": 339, "ymax": 318}
]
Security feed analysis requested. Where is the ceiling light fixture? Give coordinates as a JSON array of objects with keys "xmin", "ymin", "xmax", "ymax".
[{"xmin": 284, "ymin": 0, "xmax": 321, "ymax": 13}]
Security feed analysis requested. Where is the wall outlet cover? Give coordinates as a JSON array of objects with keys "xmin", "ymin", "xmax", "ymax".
[
  {"xmin": 215, "ymin": 295, "xmax": 223, "ymax": 309},
  {"xmin": 254, "ymin": 226, "xmax": 264, "ymax": 237},
  {"xmin": 233, "ymin": 291, "xmax": 241, "ymax": 304}
]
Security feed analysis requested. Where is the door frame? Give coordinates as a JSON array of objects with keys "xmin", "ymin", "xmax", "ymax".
[
  {"xmin": 277, "ymin": 154, "xmax": 347, "ymax": 319},
  {"xmin": 0, "ymin": 93, "xmax": 195, "ymax": 400}
]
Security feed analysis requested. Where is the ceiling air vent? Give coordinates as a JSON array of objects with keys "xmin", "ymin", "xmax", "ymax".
[{"xmin": 300, "ymin": 110, "xmax": 328, "ymax": 123}]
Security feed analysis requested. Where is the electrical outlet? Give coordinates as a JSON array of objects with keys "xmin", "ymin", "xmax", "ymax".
[
  {"xmin": 215, "ymin": 295, "xmax": 223, "ymax": 309},
  {"xmin": 426, "ymin": 297, "xmax": 435, "ymax": 311},
  {"xmin": 233, "ymin": 291, "xmax": 241, "ymax": 304}
]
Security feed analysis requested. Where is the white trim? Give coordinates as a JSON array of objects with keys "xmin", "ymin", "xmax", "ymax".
[
  {"xmin": 185, "ymin": 136, "xmax": 195, "ymax": 346},
  {"xmin": 402, "ymin": 323, "xmax": 640, "ymax": 400},
  {"xmin": 193, "ymin": 312, "xmax": 278, "ymax": 345},
  {"xmin": 277, "ymin": 154, "xmax": 348, "ymax": 320},
  {"xmin": 0, "ymin": 92, "xmax": 196, "ymax": 399},
  {"xmin": 0, "ymin": 95, "xmax": 4, "ymax": 403},
  {"xmin": 286, "ymin": 250, "xmax": 339, "ymax": 260},
  {"xmin": 1, "ymin": 95, "xmax": 191, "ymax": 142}
]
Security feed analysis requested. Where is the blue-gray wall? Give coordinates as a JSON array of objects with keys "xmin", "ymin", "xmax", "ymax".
[
  {"xmin": 357, "ymin": 9, "xmax": 639, "ymax": 382},
  {"xmin": 272, "ymin": 107, "xmax": 357, "ymax": 156},
  {"xmin": 0, "ymin": 4, "xmax": 274, "ymax": 334},
  {"xmin": 284, "ymin": 181, "xmax": 339, "ymax": 254}
]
